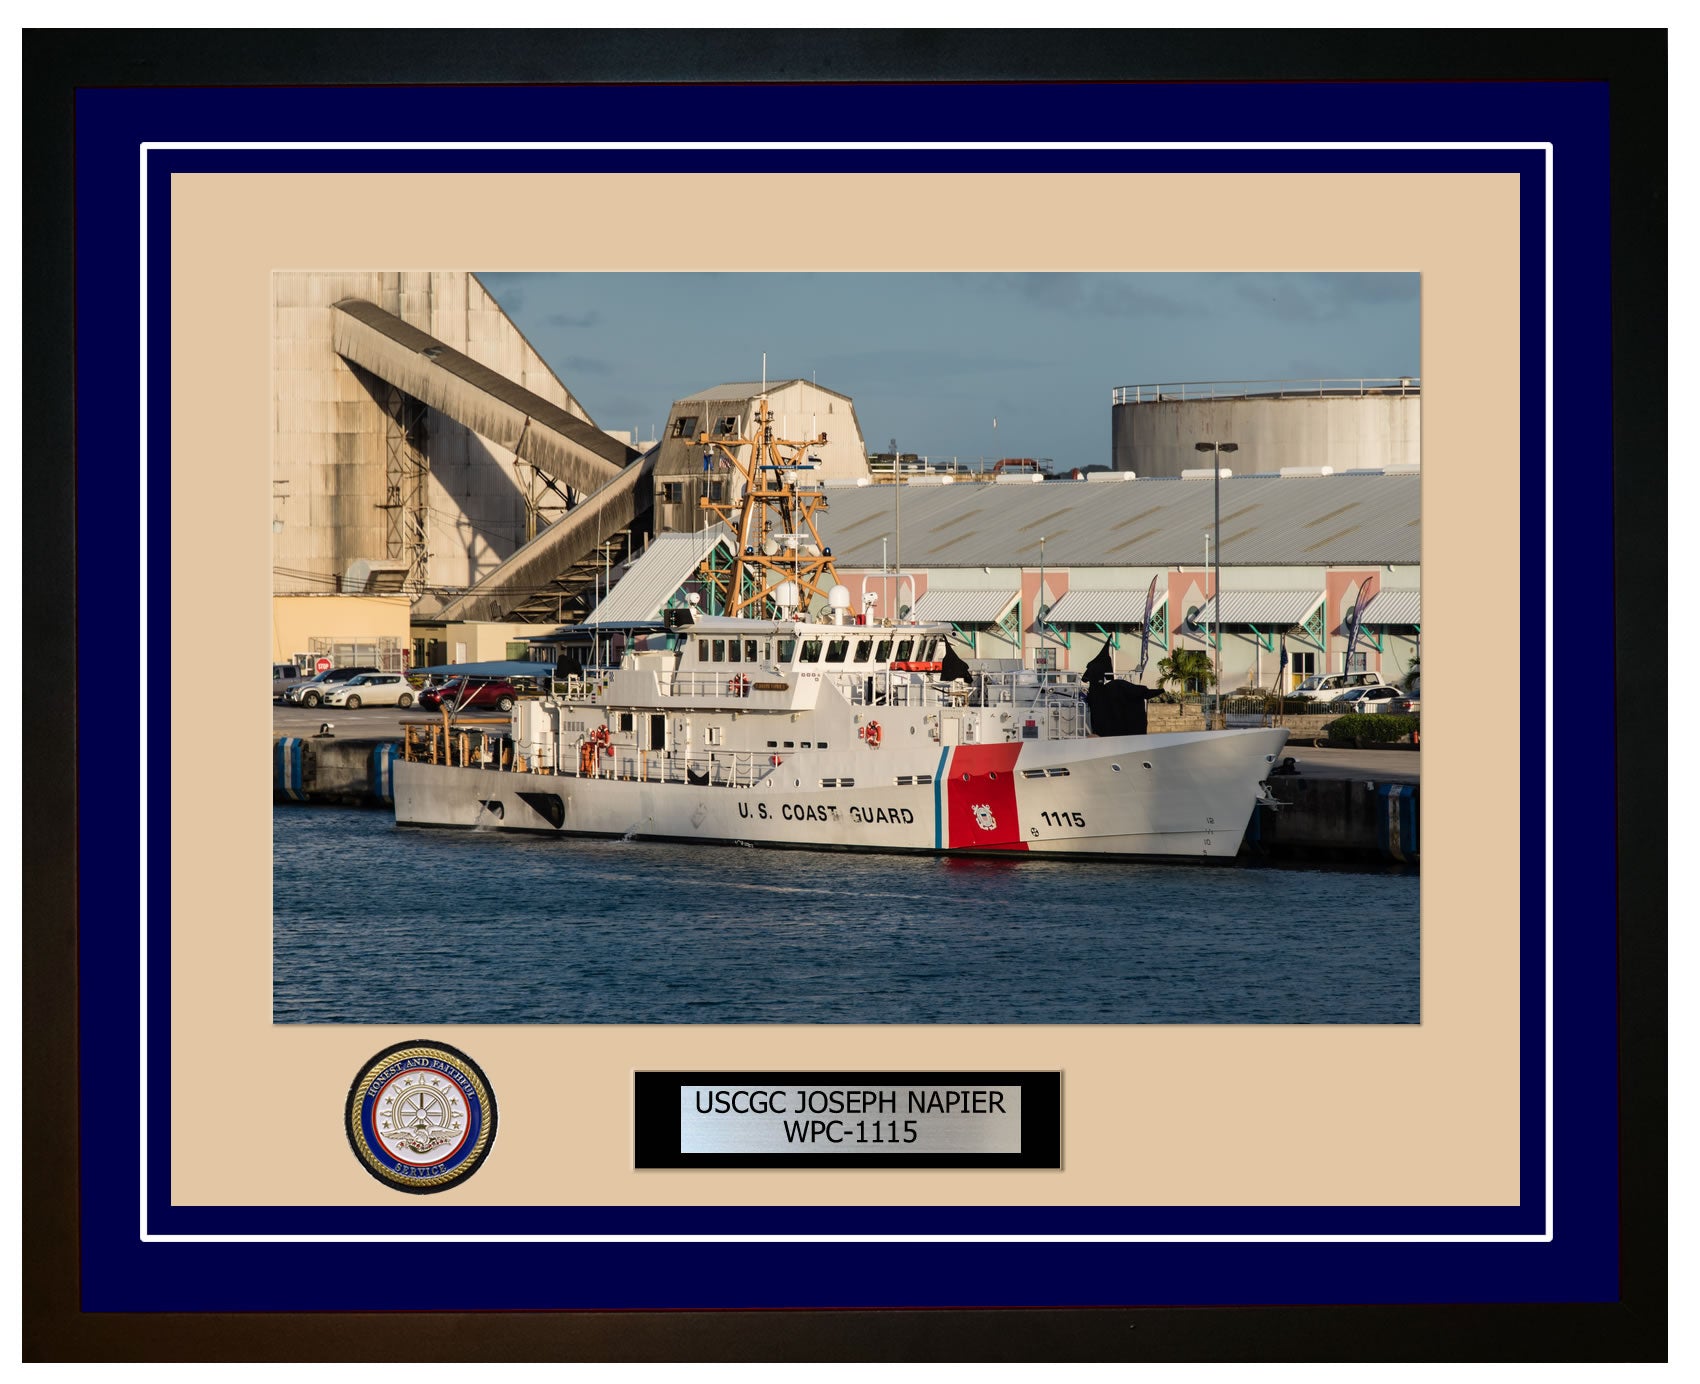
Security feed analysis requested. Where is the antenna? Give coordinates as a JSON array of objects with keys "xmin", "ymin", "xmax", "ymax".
[
  {"xmin": 891, "ymin": 437, "xmax": 901, "ymax": 620},
  {"xmin": 761, "ymin": 351, "xmax": 767, "ymax": 395}
]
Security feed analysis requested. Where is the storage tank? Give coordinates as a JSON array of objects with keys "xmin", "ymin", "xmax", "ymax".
[{"xmin": 1109, "ymin": 380, "xmax": 1420, "ymax": 476}]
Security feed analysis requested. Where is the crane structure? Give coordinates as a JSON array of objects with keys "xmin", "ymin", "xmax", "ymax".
[{"xmin": 695, "ymin": 396, "xmax": 842, "ymax": 617}]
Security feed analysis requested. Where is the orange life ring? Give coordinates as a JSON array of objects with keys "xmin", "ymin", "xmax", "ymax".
[
  {"xmin": 770, "ymin": 753, "xmax": 783, "ymax": 766},
  {"xmin": 861, "ymin": 720, "xmax": 883, "ymax": 749},
  {"xmin": 728, "ymin": 674, "xmax": 750, "ymax": 697}
]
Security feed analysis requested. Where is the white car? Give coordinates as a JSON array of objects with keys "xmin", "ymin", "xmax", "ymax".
[
  {"xmin": 1289, "ymin": 671, "xmax": 1390, "ymax": 703},
  {"xmin": 1328, "ymin": 684, "xmax": 1405, "ymax": 713},
  {"xmin": 320, "ymin": 672, "xmax": 416, "ymax": 709}
]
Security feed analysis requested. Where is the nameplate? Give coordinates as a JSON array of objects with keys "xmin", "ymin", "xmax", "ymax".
[{"xmin": 634, "ymin": 1071, "xmax": 1060, "ymax": 1168}]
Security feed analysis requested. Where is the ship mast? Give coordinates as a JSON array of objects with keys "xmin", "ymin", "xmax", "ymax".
[{"xmin": 695, "ymin": 396, "xmax": 841, "ymax": 617}]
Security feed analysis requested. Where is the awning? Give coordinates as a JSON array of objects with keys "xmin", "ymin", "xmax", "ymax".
[
  {"xmin": 1045, "ymin": 588, "xmax": 1170, "ymax": 625},
  {"xmin": 1188, "ymin": 589, "xmax": 1325, "ymax": 627},
  {"xmin": 1361, "ymin": 589, "xmax": 1421, "ymax": 624},
  {"xmin": 908, "ymin": 587, "xmax": 1020, "ymax": 624},
  {"xmin": 587, "ymin": 528, "xmax": 735, "ymax": 625}
]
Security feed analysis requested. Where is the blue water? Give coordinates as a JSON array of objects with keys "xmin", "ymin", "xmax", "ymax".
[{"xmin": 274, "ymin": 807, "xmax": 1419, "ymax": 1024}]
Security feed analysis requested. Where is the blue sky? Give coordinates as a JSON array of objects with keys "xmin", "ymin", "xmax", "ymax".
[{"xmin": 476, "ymin": 272, "xmax": 1419, "ymax": 470}]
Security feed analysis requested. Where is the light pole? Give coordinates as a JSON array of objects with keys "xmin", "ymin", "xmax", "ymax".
[
  {"xmin": 1194, "ymin": 440, "xmax": 1239, "ymax": 727},
  {"xmin": 1037, "ymin": 534, "xmax": 1046, "ymax": 673}
]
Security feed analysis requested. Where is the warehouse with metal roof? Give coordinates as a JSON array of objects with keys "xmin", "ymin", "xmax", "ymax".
[{"xmin": 802, "ymin": 470, "xmax": 1421, "ymax": 692}]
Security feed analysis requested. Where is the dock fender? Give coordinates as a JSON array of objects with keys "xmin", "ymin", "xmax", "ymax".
[
  {"xmin": 368, "ymin": 741, "xmax": 398, "ymax": 804},
  {"xmin": 1376, "ymin": 782, "xmax": 1420, "ymax": 862},
  {"xmin": 274, "ymin": 737, "xmax": 307, "ymax": 801}
]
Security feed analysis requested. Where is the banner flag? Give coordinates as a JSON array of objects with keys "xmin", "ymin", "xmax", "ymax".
[
  {"xmin": 1135, "ymin": 575, "xmax": 1159, "ymax": 678},
  {"xmin": 1342, "ymin": 574, "xmax": 1378, "ymax": 673}
]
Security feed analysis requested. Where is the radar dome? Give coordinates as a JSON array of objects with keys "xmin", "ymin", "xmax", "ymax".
[{"xmin": 828, "ymin": 585, "xmax": 851, "ymax": 610}]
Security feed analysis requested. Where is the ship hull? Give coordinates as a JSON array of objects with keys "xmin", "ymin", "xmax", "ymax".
[{"xmin": 392, "ymin": 728, "xmax": 1287, "ymax": 861}]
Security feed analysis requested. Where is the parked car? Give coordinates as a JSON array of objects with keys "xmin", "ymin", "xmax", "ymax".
[
  {"xmin": 1289, "ymin": 670, "xmax": 1390, "ymax": 703},
  {"xmin": 417, "ymin": 677, "xmax": 519, "ymax": 713},
  {"xmin": 284, "ymin": 666, "xmax": 380, "ymax": 708},
  {"xmin": 320, "ymin": 671, "xmax": 416, "ymax": 709},
  {"xmin": 1329, "ymin": 684, "xmax": 1405, "ymax": 713},
  {"xmin": 1390, "ymin": 694, "xmax": 1421, "ymax": 714},
  {"xmin": 272, "ymin": 661, "xmax": 310, "ymax": 701}
]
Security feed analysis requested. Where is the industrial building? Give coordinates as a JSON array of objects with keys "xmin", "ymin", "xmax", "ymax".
[
  {"xmin": 270, "ymin": 279, "xmax": 1419, "ymax": 688},
  {"xmin": 1110, "ymin": 379, "xmax": 1420, "ymax": 477},
  {"xmin": 271, "ymin": 271, "xmax": 658, "ymax": 666},
  {"xmin": 650, "ymin": 378, "xmax": 869, "ymax": 535},
  {"xmin": 811, "ymin": 469, "xmax": 1420, "ymax": 690},
  {"xmin": 513, "ymin": 470, "xmax": 1421, "ymax": 693}
]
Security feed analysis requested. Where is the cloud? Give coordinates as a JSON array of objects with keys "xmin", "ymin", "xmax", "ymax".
[
  {"xmin": 544, "ymin": 309, "xmax": 601, "ymax": 329},
  {"xmin": 1231, "ymin": 273, "xmax": 1418, "ymax": 324},
  {"xmin": 817, "ymin": 347, "xmax": 1045, "ymax": 381},
  {"xmin": 558, "ymin": 354, "xmax": 612, "ymax": 375},
  {"xmin": 963, "ymin": 273, "xmax": 1192, "ymax": 319}
]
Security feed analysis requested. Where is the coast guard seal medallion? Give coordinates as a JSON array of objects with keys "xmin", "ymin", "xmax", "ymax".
[{"xmin": 345, "ymin": 1040, "xmax": 497, "ymax": 1194}]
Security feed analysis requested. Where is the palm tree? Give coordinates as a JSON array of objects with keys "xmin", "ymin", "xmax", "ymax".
[{"xmin": 1157, "ymin": 648, "xmax": 1216, "ymax": 695}]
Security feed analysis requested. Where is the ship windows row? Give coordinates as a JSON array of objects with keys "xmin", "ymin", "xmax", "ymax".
[{"xmin": 695, "ymin": 636, "xmax": 948, "ymax": 668}]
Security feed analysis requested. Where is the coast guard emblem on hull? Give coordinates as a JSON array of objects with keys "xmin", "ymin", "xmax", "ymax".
[
  {"xmin": 972, "ymin": 803, "xmax": 998, "ymax": 832},
  {"xmin": 345, "ymin": 1040, "xmax": 497, "ymax": 1194}
]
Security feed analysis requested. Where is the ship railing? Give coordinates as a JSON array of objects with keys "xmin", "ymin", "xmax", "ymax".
[
  {"xmin": 665, "ymin": 669, "xmax": 785, "ymax": 701},
  {"xmin": 549, "ymin": 673, "xmax": 612, "ymax": 702},
  {"xmin": 1111, "ymin": 377, "xmax": 1421, "ymax": 405},
  {"xmin": 827, "ymin": 671, "xmax": 934, "ymax": 708},
  {"xmin": 971, "ymin": 669, "xmax": 1083, "ymax": 706},
  {"xmin": 587, "ymin": 748, "xmax": 770, "ymax": 788},
  {"xmin": 402, "ymin": 720, "xmax": 516, "ymax": 768}
]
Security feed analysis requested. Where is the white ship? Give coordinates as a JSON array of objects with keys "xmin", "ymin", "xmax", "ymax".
[{"xmin": 392, "ymin": 400, "xmax": 1286, "ymax": 860}]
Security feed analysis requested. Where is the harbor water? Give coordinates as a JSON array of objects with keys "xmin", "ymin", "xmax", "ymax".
[{"xmin": 274, "ymin": 806, "xmax": 1419, "ymax": 1025}]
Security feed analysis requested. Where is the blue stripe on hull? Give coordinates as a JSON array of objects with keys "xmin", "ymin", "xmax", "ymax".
[{"xmin": 932, "ymin": 746, "xmax": 951, "ymax": 849}]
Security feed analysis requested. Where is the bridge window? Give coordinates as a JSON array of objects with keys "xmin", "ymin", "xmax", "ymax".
[
  {"xmin": 697, "ymin": 640, "xmax": 710, "ymax": 661},
  {"xmin": 854, "ymin": 639, "xmax": 872, "ymax": 662},
  {"xmin": 712, "ymin": 640, "xmax": 726, "ymax": 661},
  {"xmin": 875, "ymin": 639, "xmax": 893, "ymax": 662},
  {"xmin": 894, "ymin": 638, "xmax": 915, "ymax": 662},
  {"xmin": 726, "ymin": 640, "xmax": 740, "ymax": 663},
  {"xmin": 824, "ymin": 639, "xmax": 849, "ymax": 664},
  {"xmin": 777, "ymin": 638, "xmax": 796, "ymax": 662},
  {"xmin": 744, "ymin": 640, "xmax": 759, "ymax": 662},
  {"xmin": 799, "ymin": 639, "xmax": 822, "ymax": 663}
]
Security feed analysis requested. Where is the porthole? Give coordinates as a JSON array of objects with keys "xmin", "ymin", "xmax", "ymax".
[
  {"xmin": 1142, "ymin": 761, "xmax": 1153, "ymax": 769},
  {"xmin": 1110, "ymin": 764, "xmax": 1121, "ymax": 772}
]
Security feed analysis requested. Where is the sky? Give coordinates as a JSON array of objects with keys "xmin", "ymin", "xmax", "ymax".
[{"xmin": 476, "ymin": 272, "xmax": 1420, "ymax": 471}]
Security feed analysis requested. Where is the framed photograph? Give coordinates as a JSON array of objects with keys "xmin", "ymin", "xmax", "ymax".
[{"xmin": 24, "ymin": 29, "xmax": 1665, "ymax": 1362}]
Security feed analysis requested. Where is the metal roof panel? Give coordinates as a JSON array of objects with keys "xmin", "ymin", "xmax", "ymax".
[{"xmin": 811, "ymin": 473, "xmax": 1420, "ymax": 568}]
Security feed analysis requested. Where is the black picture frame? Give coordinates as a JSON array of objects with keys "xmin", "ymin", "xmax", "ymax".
[{"xmin": 23, "ymin": 27, "xmax": 1666, "ymax": 1362}]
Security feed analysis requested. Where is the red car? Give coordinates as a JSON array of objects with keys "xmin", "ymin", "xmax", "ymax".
[{"xmin": 417, "ymin": 678, "xmax": 519, "ymax": 713}]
